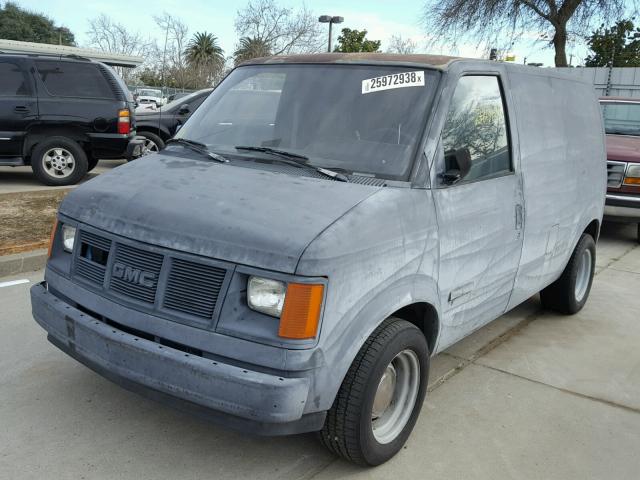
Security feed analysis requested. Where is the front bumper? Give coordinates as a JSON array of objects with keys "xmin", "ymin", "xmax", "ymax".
[
  {"xmin": 604, "ymin": 194, "xmax": 640, "ymax": 221},
  {"xmin": 30, "ymin": 282, "xmax": 325, "ymax": 435}
]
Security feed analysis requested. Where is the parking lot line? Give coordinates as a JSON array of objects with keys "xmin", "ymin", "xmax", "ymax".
[{"xmin": 0, "ymin": 279, "xmax": 29, "ymax": 288}]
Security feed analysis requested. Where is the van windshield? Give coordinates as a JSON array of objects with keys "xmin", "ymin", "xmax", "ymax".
[
  {"xmin": 175, "ymin": 64, "xmax": 439, "ymax": 180},
  {"xmin": 601, "ymin": 101, "xmax": 640, "ymax": 136}
]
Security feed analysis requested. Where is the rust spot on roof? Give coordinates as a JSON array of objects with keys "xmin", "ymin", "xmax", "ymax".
[{"xmin": 240, "ymin": 53, "xmax": 464, "ymax": 69}]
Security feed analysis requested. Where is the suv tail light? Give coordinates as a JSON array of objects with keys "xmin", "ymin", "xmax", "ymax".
[{"xmin": 117, "ymin": 109, "xmax": 131, "ymax": 134}]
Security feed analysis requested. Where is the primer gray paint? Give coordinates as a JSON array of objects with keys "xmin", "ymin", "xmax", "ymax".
[{"xmin": 31, "ymin": 57, "xmax": 606, "ymax": 433}]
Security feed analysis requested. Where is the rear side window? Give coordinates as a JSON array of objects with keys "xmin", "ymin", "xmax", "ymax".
[
  {"xmin": 442, "ymin": 75, "xmax": 512, "ymax": 182},
  {"xmin": 0, "ymin": 61, "xmax": 30, "ymax": 96},
  {"xmin": 35, "ymin": 60, "xmax": 115, "ymax": 99}
]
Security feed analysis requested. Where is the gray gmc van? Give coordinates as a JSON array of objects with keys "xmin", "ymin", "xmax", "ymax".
[{"xmin": 31, "ymin": 54, "xmax": 606, "ymax": 466}]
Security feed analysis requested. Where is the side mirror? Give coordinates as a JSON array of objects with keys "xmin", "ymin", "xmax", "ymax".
[
  {"xmin": 178, "ymin": 104, "xmax": 190, "ymax": 115},
  {"xmin": 442, "ymin": 148, "xmax": 472, "ymax": 185}
]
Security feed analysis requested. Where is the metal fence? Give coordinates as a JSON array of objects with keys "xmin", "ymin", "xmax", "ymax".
[{"xmin": 549, "ymin": 67, "xmax": 640, "ymax": 98}]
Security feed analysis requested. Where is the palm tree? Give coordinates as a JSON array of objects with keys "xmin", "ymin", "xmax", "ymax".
[
  {"xmin": 234, "ymin": 37, "xmax": 271, "ymax": 66},
  {"xmin": 185, "ymin": 32, "xmax": 224, "ymax": 67},
  {"xmin": 185, "ymin": 32, "xmax": 225, "ymax": 87}
]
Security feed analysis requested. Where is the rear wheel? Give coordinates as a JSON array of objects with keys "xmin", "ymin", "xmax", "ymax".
[
  {"xmin": 31, "ymin": 136, "xmax": 88, "ymax": 186},
  {"xmin": 318, "ymin": 318, "xmax": 429, "ymax": 466},
  {"xmin": 540, "ymin": 233, "xmax": 596, "ymax": 314}
]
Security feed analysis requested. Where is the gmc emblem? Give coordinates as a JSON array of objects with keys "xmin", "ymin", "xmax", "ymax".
[{"xmin": 112, "ymin": 262, "xmax": 156, "ymax": 288}]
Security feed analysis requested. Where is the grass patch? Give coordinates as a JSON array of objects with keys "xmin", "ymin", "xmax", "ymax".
[{"xmin": 0, "ymin": 189, "xmax": 70, "ymax": 256}]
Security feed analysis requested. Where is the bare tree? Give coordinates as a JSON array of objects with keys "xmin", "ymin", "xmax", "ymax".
[
  {"xmin": 422, "ymin": 0, "xmax": 636, "ymax": 67},
  {"xmin": 154, "ymin": 13, "xmax": 191, "ymax": 88},
  {"xmin": 386, "ymin": 34, "xmax": 419, "ymax": 54},
  {"xmin": 86, "ymin": 14, "xmax": 153, "ymax": 82},
  {"xmin": 234, "ymin": 0, "xmax": 324, "ymax": 55}
]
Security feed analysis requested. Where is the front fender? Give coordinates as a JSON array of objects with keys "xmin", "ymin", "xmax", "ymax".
[{"xmin": 291, "ymin": 187, "xmax": 439, "ymax": 412}]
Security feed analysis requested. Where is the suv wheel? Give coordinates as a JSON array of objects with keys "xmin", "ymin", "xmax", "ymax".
[
  {"xmin": 31, "ymin": 137, "xmax": 88, "ymax": 186},
  {"xmin": 138, "ymin": 131, "xmax": 165, "ymax": 156},
  {"xmin": 318, "ymin": 318, "xmax": 429, "ymax": 466},
  {"xmin": 540, "ymin": 233, "xmax": 596, "ymax": 314}
]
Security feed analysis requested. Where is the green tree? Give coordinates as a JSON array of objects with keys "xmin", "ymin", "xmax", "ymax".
[
  {"xmin": 234, "ymin": 37, "xmax": 271, "ymax": 65},
  {"xmin": 334, "ymin": 28, "xmax": 381, "ymax": 53},
  {"xmin": 0, "ymin": 2, "xmax": 75, "ymax": 45},
  {"xmin": 185, "ymin": 32, "xmax": 224, "ymax": 67},
  {"xmin": 585, "ymin": 20, "xmax": 640, "ymax": 67},
  {"xmin": 422, "ymin": 0, "xmax": 633, "ymax": 68},
  {"xmin": 185, "ymin": 32, "xmax": 225, "ymax": 87}
]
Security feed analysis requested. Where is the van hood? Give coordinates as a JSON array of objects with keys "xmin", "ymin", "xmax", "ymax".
[
  {"xmin": 606, "ymin": 134, "xmax": 640, "ymax": 163},
  {"xmin": 59, "ymin": 153, "xmax": 380, "ymax": 273}
]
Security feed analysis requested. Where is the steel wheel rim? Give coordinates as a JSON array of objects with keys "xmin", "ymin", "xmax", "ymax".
[
  {"xmin": 142, "ymin": 138, "xmax": 159, "ymax": 155},
  {"xmin": 575, "ymin": 248, "xmax": 592, "ymax": 303},
  {"xmin": 43, "ymin": 148, "xmax": 75, "ymax": 178},
  {"xmin": 371, "ymin": 349, "xmax": 420, "ymax": 444}
]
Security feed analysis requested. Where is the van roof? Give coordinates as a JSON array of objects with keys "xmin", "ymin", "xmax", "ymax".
[{"xmin": 242, "ymin": 53, "xmax": 463, "ymax": 70}]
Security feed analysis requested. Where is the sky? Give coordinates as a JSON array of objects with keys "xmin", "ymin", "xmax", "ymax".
[{"xmin": 11, "ymin": 0, "xmax": 593, "ymax": 67}]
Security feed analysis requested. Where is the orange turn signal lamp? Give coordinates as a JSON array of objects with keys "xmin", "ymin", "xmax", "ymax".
[
  {"xmin": 623, "ymin": 177, "xmax": 640, "ymax": 185},
  {"xmin": 47, "ymin": 218, "xmax": 58, "ymax": 258},
  {"xmin": 278, "ymin": 283, "xmax": 324, "ymax": 339}
]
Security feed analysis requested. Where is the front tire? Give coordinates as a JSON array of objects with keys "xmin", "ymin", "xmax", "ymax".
[
  {"xmin": 318, "ymin": 318, "xmax": 429, "ymax": 466},
  {"xmin": 137, "ymin": 131, "xmax": 165, "ymax": 156},
  {"xmin": 31, "ymin": 136, "xmax": 88, "ymax": 186},
  {"xmin": 540, "ymin": 233, "xmax": 596, "ymax": 314}
]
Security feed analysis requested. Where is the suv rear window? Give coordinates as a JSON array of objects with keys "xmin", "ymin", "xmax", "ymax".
[
  {"xmin": 0, "ymin": 61, "xmax": 30, "ymax": 96},
  {"xmin": 35, "ymin": 60, "xmax": 115, "ymax": 99}
]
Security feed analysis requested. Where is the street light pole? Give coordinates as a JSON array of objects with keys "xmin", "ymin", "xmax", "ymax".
[{"xmin": 318, "ymin": 15, "xmax": 344, "ymax": 53}]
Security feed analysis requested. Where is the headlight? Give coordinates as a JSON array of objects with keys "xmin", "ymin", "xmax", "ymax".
[
  {"xmin": 61, "ymin": 225, "xmax": 76, "ymax": 253},
  {"xmin": 624, "ymin": 164, "xmax": 640, "ymax": 185},
  {"xmin": 247, "ymin": 276, "xmax": 286, "ymax": 317}
]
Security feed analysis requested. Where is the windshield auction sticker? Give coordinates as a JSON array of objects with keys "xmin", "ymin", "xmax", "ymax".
[{"xmin": 362, "ymin": 71, "xmax": 425, "ymax": 94}]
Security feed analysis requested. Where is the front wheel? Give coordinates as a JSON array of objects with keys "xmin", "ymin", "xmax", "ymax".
[
  {"xmin": 318, "ymin": 318, "xmax": 429, "ymax": 466},
  {"xmin": 540, "ymin": 233, "xmax": 596, "ymax": 314},
  {"xmin": 136, "ymin": 131, "xmax": 165, "ymax": 157}
]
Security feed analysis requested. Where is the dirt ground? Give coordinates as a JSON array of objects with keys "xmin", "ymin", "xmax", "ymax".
[{"xmin": 0, "ymin": 189, "xmax": 69, "ymax": 255}]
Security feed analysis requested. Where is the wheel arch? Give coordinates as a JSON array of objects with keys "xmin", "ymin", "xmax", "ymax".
[
  {"xmin": 136, "ymin": 124, "xmax": 171, "ymax": 140},
  {"xmin": 583, "ymin": 218, "xmax": 600, "ymax": 242},
  {"xmin": 389, "ymin": 302, "xmax": 439, "ymax": 355},
  {"xmin": 23, "ymin": 126, "xmax": 90, "ymax": 163}
]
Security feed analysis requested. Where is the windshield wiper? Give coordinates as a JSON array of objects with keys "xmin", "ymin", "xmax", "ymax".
[
  {"xmin": 166, "ymin": 138, "xmax": 229, "ymax": 163},
  {"xmin": 235, "ymin": 145, "xmax": 349, "ymax": 182}
]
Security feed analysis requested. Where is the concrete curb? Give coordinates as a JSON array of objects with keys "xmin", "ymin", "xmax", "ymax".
[{"xmin": 0, "ymin": 249, "xmax": 48, "ymax": 278}]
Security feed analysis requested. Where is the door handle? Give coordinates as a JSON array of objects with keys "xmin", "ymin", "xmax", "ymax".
[
  {"xmin": 515, "ymin": 204, "xmax": 523, "ymax": 231},
  {"xmin": 14, "ymin": 105, "xmax": 29, "ymax": 114}
]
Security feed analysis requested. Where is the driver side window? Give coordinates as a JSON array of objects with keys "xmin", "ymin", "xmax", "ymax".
[{"xmin": 441, "ymin": 75, "xmax": 512, "ymax": 183}]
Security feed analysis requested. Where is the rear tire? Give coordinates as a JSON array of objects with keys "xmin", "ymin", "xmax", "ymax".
[
  {"xmin": 318, "ymin": 318, "xmax": 429, "ymax": 466},
  {"xmin": 31, "ymin": 136, "xmax": 88, "ymax": 186},
  {"xmin": 87, "ymin": 157, "xmax": 99, "ymax": 172},
  {"xmin": 540, "ymin": 233, "xmax": 596, "ymax": 314}
]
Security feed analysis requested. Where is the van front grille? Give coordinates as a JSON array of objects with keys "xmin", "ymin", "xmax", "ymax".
[
  {"xmin": 109, "ymin": 243, "xmax": 163, "ymax": 303},
  {"xmin": 607, "ymin": 160, "xmax": 627, "ymax": 188},
  {"xmin": 71, "ymin": 228, "xmax": 231, "ymax": 328},
  {"xmin": 163, "ymin": 258, "xmax": 226, "ymax": 319}
]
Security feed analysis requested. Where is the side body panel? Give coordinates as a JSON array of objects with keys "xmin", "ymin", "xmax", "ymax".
[
  {"xmin": 506, "ymin": 70, "xmax": 606, "ymax": 308},
  {"xmin": 0, "ymin": 57, "xmax": 38, "ymax": 160},
  {"xmin": 424, "ymin": 63, "xmax": 526, "ymax": 350}
]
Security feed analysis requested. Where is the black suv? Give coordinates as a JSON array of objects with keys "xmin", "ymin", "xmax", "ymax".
[
  {"xmin": 0, "ymin": 54, "xmax": 135, "ymax": 185},
  {"xmin": 135, "ymin": 88, "xmax": 211, "ymax": 153}
]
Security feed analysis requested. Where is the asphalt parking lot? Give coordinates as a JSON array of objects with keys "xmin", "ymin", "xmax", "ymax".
[
  {"xmin": 1, "ymin": 222, "xmax": 639, "ymax": 479},
  {"xmin": 0, "ymin": 160, "xmax": 126, "ymax": 194}
]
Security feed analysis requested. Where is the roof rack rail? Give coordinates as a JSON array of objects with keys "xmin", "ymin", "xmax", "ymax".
[{"xmin": 0, "ymin": 51, "xmax": 92, "ymax": 61}]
